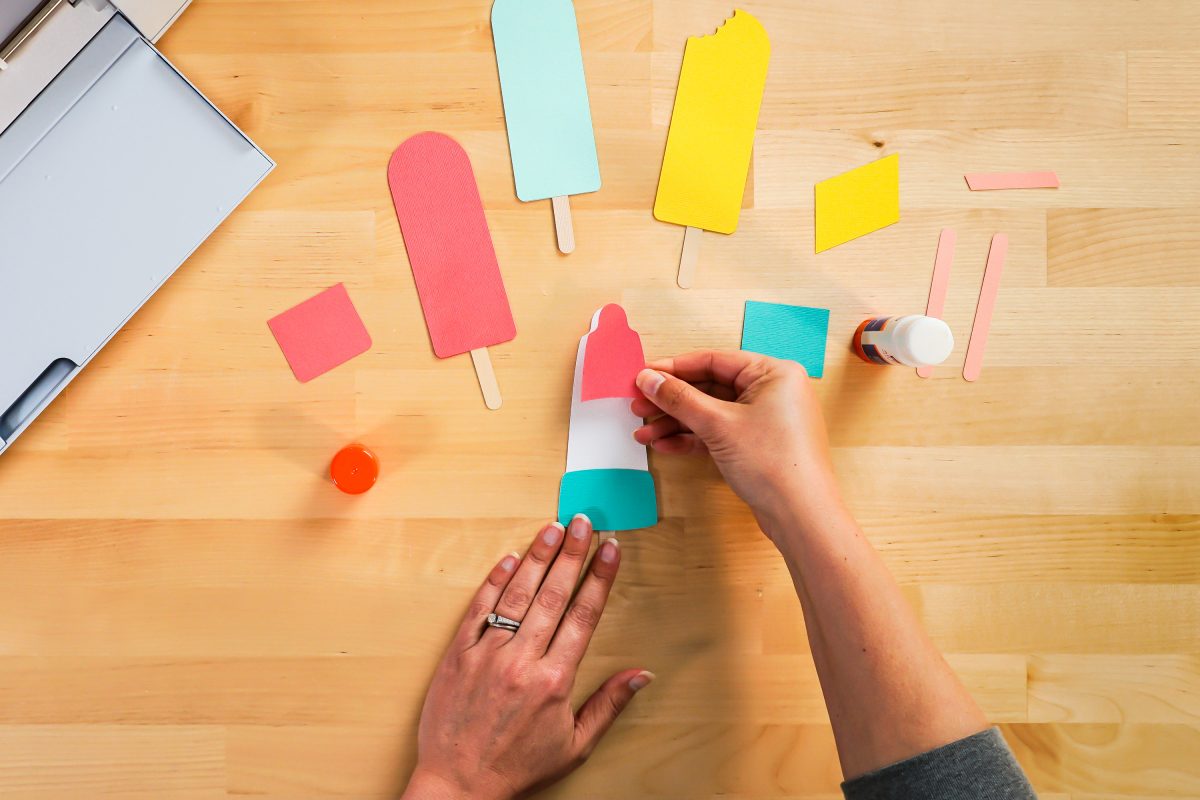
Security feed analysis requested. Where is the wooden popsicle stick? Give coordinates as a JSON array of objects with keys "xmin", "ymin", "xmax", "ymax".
[
  {"xmin": 677, "ymin": 226, "xmax": 702, "ymax": 289},
  {"xmin": 917, "ymin": 228, "xmax": 956, "ymax": 379},
  {"xmin": 963, "ymin": 233, "xmax": 1008, "ymax": 383},
  {"xmin": 470, "ymin": 348, "xmax": 503, "ymax": 410},
  {"xmin": 552, "ymin": 195, "xmax": 576, "ymax": 254}
]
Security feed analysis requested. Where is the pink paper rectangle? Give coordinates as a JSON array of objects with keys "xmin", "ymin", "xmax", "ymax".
[
  {"xmin": 964, "ymin": 172, "xmax": 1060, "ymax": 191},
  {"xmin": 268, "ymin": 284, "xmax": 372, "ymax": 383}
]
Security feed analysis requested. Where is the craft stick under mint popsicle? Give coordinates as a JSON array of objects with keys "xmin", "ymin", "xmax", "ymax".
[
  {"xmin": 388, "ymin": 132, "xmax": 516, "ymax": 410},
  {"xmin": 654, "ymin": 10, "xmax": 769, "ymax": 288},
  {"xmin": 492, "ymin": 0, "xmax": 600, "ymax": 255}
]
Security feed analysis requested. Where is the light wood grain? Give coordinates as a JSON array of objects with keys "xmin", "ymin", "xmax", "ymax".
[{"xmin": 0, "ymin": 0, "xmax": 1197, "ymax": 796}]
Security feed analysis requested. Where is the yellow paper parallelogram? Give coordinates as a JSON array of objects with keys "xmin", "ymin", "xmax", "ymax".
[{"xmin": 814, "ymin": 154, "xmax": 901, "ymax": 253}]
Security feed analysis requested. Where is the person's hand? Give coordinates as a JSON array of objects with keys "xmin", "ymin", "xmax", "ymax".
[
  {"xmin": 632, "ymin": 350, "xmax": 845, "ymax": 538},
  {"xmin": 402, "ymin": 516, "xmax": 654, "ymax": 800}
]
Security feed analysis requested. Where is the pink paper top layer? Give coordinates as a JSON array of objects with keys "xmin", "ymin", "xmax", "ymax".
[
  {"xmin": 964, "ymin": 172, "xmax": 1059, "ymax": 191},
  {"xmin": 582, "ymin": 304, "xmax": 645, "ymax": 401},
  {"xmin": 267, "ymin": 283, "xmax": 372, "ymax": 383},
  {"xmin": 388, "ymin": 132, "xmax": 516, "ymax": 359}
]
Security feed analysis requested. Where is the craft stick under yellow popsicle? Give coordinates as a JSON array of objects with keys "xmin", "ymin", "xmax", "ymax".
[
  {"xmin": 654, "ymin": 10, "xmax": 769, "ymax": 288},
  {"xmin": 493, "ymin": 0, "xmax": 600, "ymax": 255}
]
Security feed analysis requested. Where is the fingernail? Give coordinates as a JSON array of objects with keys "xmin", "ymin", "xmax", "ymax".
[
  {"xmin": 569, "ymin": 513, "xmax": 592, "ymax": 539},
  {"xmin": 542, "ymin": 525, "xmax": 563, "ymax": 546},
  {"xmin": 500, "ymin": 553, "xmax": 519, "ymax": 572},
  {"xmin": 599, "ymin": 538, "xmax": 619, "ymax": 562},
  {"xmin": 628, "ymin": 670, "xmax": 656, "ymax": 691},
  {"xmin": 636, "ymin": 369, "xmax": 665, "ymax": 397}
]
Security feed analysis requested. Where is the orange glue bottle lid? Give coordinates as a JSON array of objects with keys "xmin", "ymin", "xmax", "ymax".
[{"xmin": 330, "ymin": 444, "xmax": 379, "ymax": 495}]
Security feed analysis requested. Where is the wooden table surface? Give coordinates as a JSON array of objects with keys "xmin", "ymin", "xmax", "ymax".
[{"xmin": 2, "ymin": 0, "xmax": 1198, "ymax": 796}]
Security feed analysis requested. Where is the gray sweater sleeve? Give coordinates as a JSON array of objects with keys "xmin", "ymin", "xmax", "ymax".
[{"xmin": 841, "ymin": 728, "xmax": 1037, "ymax": 800}]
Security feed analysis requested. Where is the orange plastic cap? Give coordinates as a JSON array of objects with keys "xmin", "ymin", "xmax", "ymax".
[{"xmin": 330, "ymin": 444, "xmax": 379, "ymax": 495}]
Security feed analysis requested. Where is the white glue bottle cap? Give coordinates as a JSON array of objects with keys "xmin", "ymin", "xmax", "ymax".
[{"xmin": 891, "ymin": 315, "xmax": 955, "ymax": 367}]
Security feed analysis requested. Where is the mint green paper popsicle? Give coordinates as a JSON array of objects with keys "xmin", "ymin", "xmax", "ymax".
[{"xmin": 492, "ymin": 0, "xmax": 600, "ymax": 254}]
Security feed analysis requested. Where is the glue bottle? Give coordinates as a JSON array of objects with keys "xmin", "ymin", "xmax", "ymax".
[{"xmin": 853, "ymin": 315, "xmax": 954, "ymax": 368}]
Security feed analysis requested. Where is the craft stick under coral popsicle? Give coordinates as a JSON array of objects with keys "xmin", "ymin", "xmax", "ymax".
[
  {"xmin": 654, "ymin": 10, "xmax": 770, "ymax": 288},
  {"xmin": 388, "ymin": 132, "xmax": 517, "ymax": 410},
  {"xmin": 492, "ymin": 0, "xmax": 600, "ymax": 255}
]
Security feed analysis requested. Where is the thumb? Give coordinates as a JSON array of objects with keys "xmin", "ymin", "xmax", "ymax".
[
  {"xmin": 636, "ymin": 369, "xmax": 726, "ymax": 435},
  {"xmin": 574, "ymin": 669, "xmax": 655, "ymax": 759}
]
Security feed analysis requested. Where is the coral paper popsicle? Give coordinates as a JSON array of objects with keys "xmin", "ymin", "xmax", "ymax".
[
  {"xmin": 493, "ymin": 0, "xmax": 600, "ymax": 255},
  {"xmin": 917, "ymin": 228, "xmax": 956, "ymax": 379},
  {"xmin": 388, "ymin": 132, "xmax": 517, "ymax": 410},
  {"xmin": 654, "ymin": 10, "xmax": 769, "ymax": 288}
]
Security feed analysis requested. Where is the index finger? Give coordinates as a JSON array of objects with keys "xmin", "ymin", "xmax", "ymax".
[{"xmin": 646, "ymin": 350, "xmax": 771, "ymax": 394}]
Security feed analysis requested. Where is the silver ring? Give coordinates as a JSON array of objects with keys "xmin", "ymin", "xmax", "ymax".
[{"xmin": 486, "ymin": 613, "xmax": 521, "ymax": 632}]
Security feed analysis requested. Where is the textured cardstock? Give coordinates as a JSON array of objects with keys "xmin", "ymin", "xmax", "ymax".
[
  {"xmin": 918, "ymin": 228, "xmax": 957, "ymax": 379},
  {"xmin": 492, "ymin": 0, "xmax": 600, "ymax": 202},
  {"xmin": 582, "ymin": 304, "xmax": 645, "ymax": 401},
  {"xmin": 558, "ymin": 469, "xmax": 658, "ymax": 531},
  {"xmin": 963, "ymin": 233, "xmax": 1008, "ymax": 383},
  {"xmin": 741, "ymin": 300, "xmax": 830, "ymax": 378},
  {"xmin": 814, "ymin": 154, "xmax": 900, "ymax": 252},
  {"xmin": 653, "ymin": 10, "xmax": 769, "ymax": 235},
  {"xmin": 268, "ymin": 284, "xmax": 371, "ymax": 383},
  {"xmin": 388, "ymin": 132, "xmax": 516, "ymax": 359}
]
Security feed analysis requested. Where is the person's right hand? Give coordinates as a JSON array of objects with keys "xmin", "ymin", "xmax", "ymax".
[{"xmin": 632, "ymin": 350, "xmax": 845, "ymax": 539}]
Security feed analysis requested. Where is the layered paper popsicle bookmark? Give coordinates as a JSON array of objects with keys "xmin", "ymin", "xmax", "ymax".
[
  {"xmin": 654, "ymin": 10, "xmax": 769, "ymax": 288},
  {"xmin": 388, "ymin": 132, "xmax": 517, "ymax": 410},
  {"xmin": 493, "ymin": 0, "xmax": 600, "ymax": 254},
  {"xmin": 558, "ymin": 305, "xmax": 656, "ymax": 531}
]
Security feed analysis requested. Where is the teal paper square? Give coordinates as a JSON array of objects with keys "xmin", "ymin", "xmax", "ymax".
[
  {"xmin": 558, "ymin": 469, "xmax": 658, "ymax": 532},
  {"xmin": 741, "ymin": 301, "xmax": 830, "ymax": 378}
]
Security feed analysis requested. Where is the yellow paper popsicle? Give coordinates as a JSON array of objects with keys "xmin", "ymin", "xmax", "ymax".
[
  {"xmin": 814, "ymin": 154, "xmax": 900, "ymax": 253},
  {"xmin": 654, "ymin": 10, "xmax": 770, "ymax": 237}
]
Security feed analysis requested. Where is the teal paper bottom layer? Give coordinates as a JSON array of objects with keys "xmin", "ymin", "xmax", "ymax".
[{"xmin": 557, "ymin": 469, "xmax": 658, "ymax": 532}]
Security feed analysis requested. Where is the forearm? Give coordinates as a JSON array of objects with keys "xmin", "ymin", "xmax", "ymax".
[{"xmin": 763, "ymin": 492, "xmax": 988, "ymax": 780}]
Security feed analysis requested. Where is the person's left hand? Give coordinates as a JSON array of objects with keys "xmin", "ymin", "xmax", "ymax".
[{"xmin": 402, "ymin": 515, "xmax": 654, "ymax": 800}]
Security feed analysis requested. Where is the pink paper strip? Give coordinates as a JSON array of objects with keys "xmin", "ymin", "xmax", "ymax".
[
  {"xmin": 964, "ymin": 172, "xmax": 1059, "ymax": 191},
  {"xmin": 963, "ymin": 234, "xmax": 1008, "ymax": 383},
  {"xmin": 268, "ymin": 284, "xmax": 372, "ymax": 383},
  {"xmin": 917, "ymin": 228, "xmax": 956, "ymax": 379}
]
